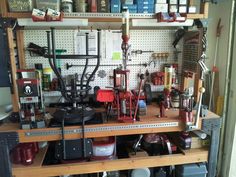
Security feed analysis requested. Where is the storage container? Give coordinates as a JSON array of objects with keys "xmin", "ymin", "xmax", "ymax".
[
  {"xmin": 8, "ymin": 0, "xmax": 34, "ymax": 12},
  {"xmin": 74, "ymin": 0, "xmax": 87, "ymax": 12},
  {"xmin": 176, "ymin": 163, "xmax": 208, "ymax": 177},
  {"xmin": 92, "ymin": 137, "xmax": 115, "ymax": 157},
  {"xmin": 36, "ymin": 0, "xmax": 60, "ymax": 11},
  {"xmin": 61, "ymin": 0, "xmax": 73, "ymax": 13}
]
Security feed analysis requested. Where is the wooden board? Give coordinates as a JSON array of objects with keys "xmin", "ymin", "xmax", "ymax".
[
  {"xmin": 7, "ymin": 28, "xmax": 20, "ymax": 113},
  {"xmin": 0, "ymin": 104, "xmax": 220, "ymax": 143},
  {"xmin": 16, "ymin": 30, "xmax": 26, "ymax": 69},
  {"xmin": 12, "ymin": 148, "xmax": 208, "ymax": 177}
]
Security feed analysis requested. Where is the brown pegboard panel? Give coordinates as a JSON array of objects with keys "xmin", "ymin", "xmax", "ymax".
[{"xmin": 181, "ymin": 29, "xmax": 203, "ymax": 101}]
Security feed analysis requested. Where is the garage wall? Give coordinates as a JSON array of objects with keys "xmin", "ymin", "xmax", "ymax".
[
  {"xmin": 227, "ymin": 24, "xmax": 236, "ymax": 177},
  {"xmin": 207, "ymin": 1, "xmax": 236, "ymax": 177},
  {"xmin": 207, "ymin": 2, "xmax": 232, "ymax": 96}
]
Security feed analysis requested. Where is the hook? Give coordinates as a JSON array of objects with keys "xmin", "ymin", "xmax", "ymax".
[
  {"xmin": 78, "ymin": 27, "xmax": 80, "ymax": 32},
  {"xmin": 91, "ymin": 26, "xmax": 93, "ymax": 32},
  {"xmin": 108, "ymin": 26, "xmax": 111, "ymax": 32}
]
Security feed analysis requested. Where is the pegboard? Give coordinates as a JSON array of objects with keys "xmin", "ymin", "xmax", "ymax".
[{"xmin": 24, "ymin": 29, "xmax": 183, "ymax": 96}]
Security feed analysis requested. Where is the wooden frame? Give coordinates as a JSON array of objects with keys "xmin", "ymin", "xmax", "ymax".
[
  {"xmin": 7, "ymin": 28, "xmax": 20, "ymax": 113},
  {"xmin": 16, "ymin": 29, "xmax": 26, "ymax": 69}
]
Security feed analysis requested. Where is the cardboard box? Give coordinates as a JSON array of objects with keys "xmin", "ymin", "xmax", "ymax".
[
  {"xmin": 169, "ymin": 4, "xmax": 178, "ymax": 13},
  {"xmin": 169, "ymin": 0, "xmax": 178, "ymax": 4},
  {"xmin": 189, "ymin": 6, "xmax": 197, "ymax": 13},
  {"xmin": 155, "ymin": 0, "xmax": 167, "ymax": 3},
  {"xmin": 179, "ymin": 5, "xmax": 187, "ymax": 13},
  {"xmin": 179, "ymin": 0, "xmax": 188, "ymax": 5},
  {"xmin": 111, "ymin": 0, "xmax": 121, "ymax": 13},
  {"xmin": 97, "ymin": 0, "xmax": 110, "ymax": 12},
  {"xmin": 155, "ymin": 3, "xmax": 168, "ymax": 13}
]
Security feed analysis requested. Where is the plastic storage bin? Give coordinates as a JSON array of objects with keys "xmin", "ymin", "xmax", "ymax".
[
  {"xmin": 8, "ymin": 0, "xmax": 34, "ymax": 12},
  {"xmin": 176, "ymin": 163, "xmax": 208, "ymax": 177},
  {"xmin": 36, "ymin": 0, "xmax": 60, "ymax": 11}
]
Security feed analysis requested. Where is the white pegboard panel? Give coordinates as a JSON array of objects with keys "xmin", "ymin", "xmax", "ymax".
[{"xmin": 24, "ymin": 29, "xmax": 182, "ymax": 95}]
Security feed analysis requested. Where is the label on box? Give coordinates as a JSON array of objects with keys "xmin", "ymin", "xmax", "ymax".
[
  {"xmin": 155, "ymin": 3, "xmax": 168, "ymax": 13},
  {"xmin": 179, "ymin": 5, "xmax": 187, "ymax": 13},
  {"xmin": 156, "ymin": 0, "xmax": 167, "ymax": 3},
  {"xmin": 189, "ymin": 6, "xmax": 196, "ymax": 13},
  {"xmin": 169, "ymin": 4, "xmax": 178, "ymax": 13},
  {"xmin": 123, "ymin": 0, "xmax": 134, "ymax": 4},
  {"xmin": 98, "ymin": 0, "xmax": 110, "ymax": 12},
  {"xmin": 179, "ymin": 0, "xmax": 187, "ymax": 5},
  {"xmin": 169, "ymin": 0, "xmax": 178, "ymax": 4}
]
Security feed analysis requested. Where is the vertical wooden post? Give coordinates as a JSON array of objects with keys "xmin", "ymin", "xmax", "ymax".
[
  {"xmin": 16, "ymin": 29, "xmax": 26, "ymax": 69},
  {"xmin": 200, "ymin": 2, "xmax": 209, "ymax": 18},
  {"xmin": 0, "ymin": 0, "xmax": 9, "ymax": 17},
  {"xmin": 7, "ymin": 28, "xmax": 19, "ymax": 113}
]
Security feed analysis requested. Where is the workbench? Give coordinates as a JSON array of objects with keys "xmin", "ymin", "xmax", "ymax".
[{"xmin": 0, "ymin": 104, "xmax": 221, "ymax": 177}]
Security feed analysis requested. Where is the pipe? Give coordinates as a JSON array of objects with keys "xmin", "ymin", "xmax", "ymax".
[
  {"xmin": 218, "ymin": 1, "xmax": 236, "ymax": 176},
  {"xmin": 80, "ymin": 33, "xmax": 89, "ymax": 91},
  {"xmin": 50, "ymin": 28, "xmax": 69, "ymax": 101}
]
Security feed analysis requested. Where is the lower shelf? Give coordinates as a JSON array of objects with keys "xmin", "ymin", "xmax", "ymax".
[{"xmin": 12, "ymin": 147, "xmax": 208, "ymax": 177}]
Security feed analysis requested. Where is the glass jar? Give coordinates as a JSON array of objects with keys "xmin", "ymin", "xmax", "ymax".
[{"xmin": 61, "ymin": 0, "xmax": 73, "ymax": 13}]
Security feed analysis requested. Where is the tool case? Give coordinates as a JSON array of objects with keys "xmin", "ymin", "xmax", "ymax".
[{"xmin": 176, "ymin": 163, "xmax": 207, "ymax": 177}]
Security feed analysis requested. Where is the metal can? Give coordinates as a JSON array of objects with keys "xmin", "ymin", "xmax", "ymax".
[
  {"xmin": 43, "ymin": 68, "xmax": 53, "ymax": 91},
  {"xmin": 61, "ymin": 0, "xmax": 73, "ymax": 13},
  {"xmin": 74, "ymin": 0, "xmax": 87, "ymax": 12}
]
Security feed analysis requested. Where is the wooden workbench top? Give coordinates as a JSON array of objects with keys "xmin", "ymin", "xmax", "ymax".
[{"xmin": 0, "ymin": 104, "xmax": 220, "ymax": 143}]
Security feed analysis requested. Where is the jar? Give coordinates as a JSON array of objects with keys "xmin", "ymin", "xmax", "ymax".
[
  {"xmin": 61, "ymin": 0, "xmax": 73, "ymax": 13},
  {"xmin": 43, "ymin": 68, "xmax": 53, "ymax": 91},
  {"xmin": 74, "ymin": 0, "xmax": 87, "ymax": 12}
]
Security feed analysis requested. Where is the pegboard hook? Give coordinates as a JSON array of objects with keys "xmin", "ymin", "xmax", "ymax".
[
  {"xmin": 78, "ymin": 27, "xmax": 80, "ymax": 32},
  {"xmin": 91, "ymin": 26, "xmax": 93, "ymax": 32},
  {"xmin": 108, "ymin": 26, "xmax": 111, "ymax": 32}
]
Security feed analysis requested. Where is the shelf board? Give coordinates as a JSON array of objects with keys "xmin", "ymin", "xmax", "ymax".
[
  {"xmin": 0, "ymin": 105, "xmax": 220, "ymax": 143},
  {"xmin": 6, "ymin": 12, "xmax": 205, "ymax": 22},
  {"xmin": 12, "ymin": 147, "xmax": 208, "ymax": 177}
]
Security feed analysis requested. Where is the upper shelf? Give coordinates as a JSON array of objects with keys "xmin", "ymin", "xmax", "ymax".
[{"xmin": 6, "ymin": 12, "xmax": 206, "ymax": 22}]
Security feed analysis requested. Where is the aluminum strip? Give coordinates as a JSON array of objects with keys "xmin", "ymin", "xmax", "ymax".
[
  {"xmin": 64, "ymin": 13, "xmax": 155, "ymax": 18},
  {"xmin": 25, "ymin": 122, "xmax": 179, "ymax": 137}
]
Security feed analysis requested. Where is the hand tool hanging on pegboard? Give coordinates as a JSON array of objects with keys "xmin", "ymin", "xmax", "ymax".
[{"xmin": 209, "ymin": 19, "xmax": 223, "ymax": 111}]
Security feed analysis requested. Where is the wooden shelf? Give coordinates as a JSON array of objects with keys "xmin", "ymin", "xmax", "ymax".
[
  {"xmin": 0, "ymin": 105, "xmax": 220, "ymax": 143},
  {"xmin": 4, "ymin": 12, "xmax": 208, "ymax": 20},
  {"xmin": 12, "ymin": 147, "xmax": 208, "ymax": 177}
]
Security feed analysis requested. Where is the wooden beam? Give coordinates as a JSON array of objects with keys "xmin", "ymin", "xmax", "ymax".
[
  {"xmin": 7, "ymin": 28, "xmax": 19, "ymax": 112},
  {"xmin": 16, "ymin": 30, "xmax": 26, "ymax": 69},
  {"xmin": 12, "ymin": 149, "xmax": 208, "ymax": 177},
  {"xmin": 200, "ymin": 2, "xmax": 209, "ymax": 19},
  {"xmin": 0, "ymin": 0, "xmax": 8, "ymax": 17}
]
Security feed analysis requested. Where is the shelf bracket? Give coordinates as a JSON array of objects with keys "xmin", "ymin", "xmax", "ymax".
[{"xmin": 0, "ymin": 132, "xmax": 19, "ymax": 177}]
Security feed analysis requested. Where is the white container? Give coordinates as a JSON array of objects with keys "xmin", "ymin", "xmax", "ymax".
[{"xmin": 92, "ymin": 137, "xmax": 115, "ymax": 157}]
